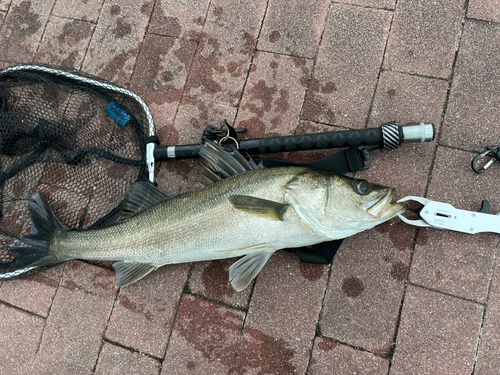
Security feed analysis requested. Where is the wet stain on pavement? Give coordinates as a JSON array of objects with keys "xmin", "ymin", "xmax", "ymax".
[
  {"xmin": 299, "ymin": 261, "xmax": 324, "ymax": 282},
  {"xmin": 29, "ymin": 271, "xmax": 60, "ymax": 288},
  {"xmin": 176, "ymin": 296, "xmax": 242, "ymax": 365},
  {"xmin": 140, "ymin": 1, "xmax": 153, "ymax": 15},
  {"xmin": 110, "ymin": 4, "xmax": 120, "ymax": 15},
  {"xmin": 112, "ymin": 17, "xmax": 133, "ymax": 38},
  {"xmin": 240, "ymin": 32, "xmax": 255, "ymax": 55},
  {"xmin": 375, "ymin": 220, "xmax": 412, "ymax": 252},
  {"xmin": 163, "ymin": 16, "xmax": 182, "ymax": 37},
  {"xmin": 416, "ymin": 227, "xmax": 429, "ymax": 246},
  {"xmin": 317, "ymin": 339, "xmax": 339, "ymax": 352},
  {"xmin": 99, "ymin": 49, "xmax": 134, "ymax": 81},
  {"xmin": 243, "ymin": 79, "xmax": 277, "ymax": 116},
  {"xmin": 234, "ymin": 328, "xmax": 297, "ymax": 375},
  {"xmin": 58, "ymin": 19, "xmax": 90, "ymax": 44},
  {"xmin": 341, "ymin": 276, "xmax": 365, "ymax": 298},
  {"xmin": 275, "ymin": 88, "xmax": 290, "ymax": 113},
  {"xmin": 10, "ymin": 1, "xmax": 42, "ymax": 39},
  {"xmin": 302, "ymin": 78, "xmax": 340, "ymax": 124},
  {"xmin": 269, "ymin": 30, "xmax": 281, "ymax": 43},
  {"xmin": 118, "ymin": 293, "xmax": 154, "ymax": 322},
  {"xmin": 187, "ymin": 36, "xmax": 223, "ymax": 94},
  {"xmin": 201, "ymin": 260, "xmax": 234, "ymax": 299},
  {"xmin": 390, "ymin": 261, "xmax": 408, "ymax": 282}
]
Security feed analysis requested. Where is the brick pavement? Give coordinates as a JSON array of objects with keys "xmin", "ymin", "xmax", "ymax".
[{"xmin": 1, "ymin": 0, "xmax": 500, "ymax": 374}]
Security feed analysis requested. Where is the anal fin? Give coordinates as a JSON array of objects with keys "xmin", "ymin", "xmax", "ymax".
[
  {"xmin": 112, "ymin": 262, "xmax": 157, "ymax": 287},
  {"xmin": 229, "ymin": 251, "xmax": 274, "ymax": 291}
]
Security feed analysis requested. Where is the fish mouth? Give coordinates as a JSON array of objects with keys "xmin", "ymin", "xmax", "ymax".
[{"xmin": 365, "ymin": 188, "xmax": 407, "ymax": 219}]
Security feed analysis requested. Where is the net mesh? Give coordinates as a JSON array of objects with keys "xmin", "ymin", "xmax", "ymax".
[{"xmin": 0, "ymin": 64, "xmax": 150, "ymax": 279}]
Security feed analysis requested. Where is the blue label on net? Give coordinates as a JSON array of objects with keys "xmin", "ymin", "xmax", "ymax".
[{"xmin": 106, "ymin": 102, "xmax": 130, "ymax": 127}]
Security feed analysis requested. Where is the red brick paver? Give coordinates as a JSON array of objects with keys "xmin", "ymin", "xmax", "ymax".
[
  {"xmin": 162, "ymin": 295, "xmax": 244, "ymax": 375},
  {"xmin": 384, "ymin": 0, "xmax": 465, "ymax": 79},
  {"xmin": 0, "ymin": 0, "xmax": 55, "ymax": 63},
  {"xmin": 82, "ymin": 0, "xmax": 154, "ymax": 85},
  {"xmin": 233, "ymin": 251, "xmax": 329, "ymax": 375},
  {"xmin": 468, "ymin": 0, "xmax": 500, "ymax": 23},
  {"xmin": 336, "ymin": 0, "xmax": 396, "ymax": 9},
  {"xmin": 320, "ymin": 221, "xmax": 415, "ymax": 354},
  {"xmin": 302, "ymin": 4, "xmax": 392, "ymax": 128},
  {"xmin": 0, "ymin": 264, "xmax": 63, "ymax": 317},
  {"xmin": 391, "ymin": 285, "xmax": 482, "ymax": 375},
  {"xmin": 475, "ymin": 263, "xmax": 500, "ymax": 375},
  {"xmin": 0, "ymin": 304, "xmax": 45, "ymax": 375},
  {"xmin": 184, "ymin": 0, "xmax": 267, "ymax": 105},
  {"xmin": 258, "ymin": 0, "xmax": 330, "ymax": 59},
  {"xmin": 106, "ymin": 264, "xmax": 189, "ymax": 358},
  {"xmin": 308, "ymin": 338, "xmax": 389, "ymax": 375},
  {"xmin": 235, "ymin": 51, "xmax": 312, "ymax": 138},
  {"xmin": 31, "ymin": 261, "xmax": 116, "ymax": 375},
  {"xmin": 441, "ymin": 21, "xmax": 500, "ymax": 152},
  {"xmin": 52, "ymin": 0, "xmax": 105, "ymax": 23},
  {"xmin": 94, "ymin": 342, "xmax": 161, "ymax": 375},
  {"xmin": 35, "ymin": 16, "xmax": 94, "ymax": 69},
  {"xmin": 129, "ymin": 34, "xmax": 197, "ymax": 145},
  {"xmin": 149, "ymin": 0, "xmax": 209, "ymax": 40}
]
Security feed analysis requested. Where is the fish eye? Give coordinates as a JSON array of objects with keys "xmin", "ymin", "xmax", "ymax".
[{"xmin": 352, "ymin": 179, "xmax": 372, "ymax": 195}]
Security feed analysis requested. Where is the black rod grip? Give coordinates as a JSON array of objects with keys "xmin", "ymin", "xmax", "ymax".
[{"xmin": 239, "ymin": 127, "xmax": 384, "ymax": 154}]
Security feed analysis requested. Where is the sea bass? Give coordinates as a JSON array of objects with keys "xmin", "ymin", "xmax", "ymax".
[{"xmin": 2, "ymin": 142, "xmax": 406, "ymax": 291}]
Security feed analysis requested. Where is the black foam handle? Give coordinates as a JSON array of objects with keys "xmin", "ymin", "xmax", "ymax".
[{"xmin": 238, "ymin": 128, "xmax": 384, "ymax": 154}]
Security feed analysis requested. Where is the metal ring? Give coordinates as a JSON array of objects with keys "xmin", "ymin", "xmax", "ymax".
[{"xmin": 218, "ymin": 136, "xmax": 239, "ymax": 149}]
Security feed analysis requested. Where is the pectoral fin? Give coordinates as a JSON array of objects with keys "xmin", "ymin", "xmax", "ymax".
[
  {"xmin": 229, "ymin": 195, "xmax": 288, "ymax": 221},
  {"xmin": 229, "ymin": 251, "xmax": 274, "ymax": 291},
  {"xmin": 113, "ymin": 262, "xmax": 157, "ymax": 287}
]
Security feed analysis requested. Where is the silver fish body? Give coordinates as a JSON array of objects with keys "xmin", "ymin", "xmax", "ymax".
[
  {"xmin": 56, "ymin": 168, "xmax": 330, "ymax": 265},
  {"xmin": 3, "ymin": 143, "xmax": 406, "ymax": 291}
]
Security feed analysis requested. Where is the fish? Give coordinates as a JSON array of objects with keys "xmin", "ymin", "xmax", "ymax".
[{"xmin": 0, "ymin": 141, "xmax": 406, "ymax": 291}]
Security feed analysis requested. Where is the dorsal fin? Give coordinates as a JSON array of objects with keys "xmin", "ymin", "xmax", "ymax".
[
  {"xmin": 117, "ymin": 182, "xmax": 177, "ymax": 222},
  {"xmin": 195, "ymin": 141, "xmax": 261, "ymax": 188}
]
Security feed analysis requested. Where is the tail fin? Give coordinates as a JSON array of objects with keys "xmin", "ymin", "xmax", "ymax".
[{"xmin": 0, "ymin": 193, "xmax": 68, "ymax": 279}]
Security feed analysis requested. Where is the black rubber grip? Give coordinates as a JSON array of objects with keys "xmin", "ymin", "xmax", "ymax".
[{"xmin": 239, "ymin": 128, "xmax": 384, "ymax": 154}]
